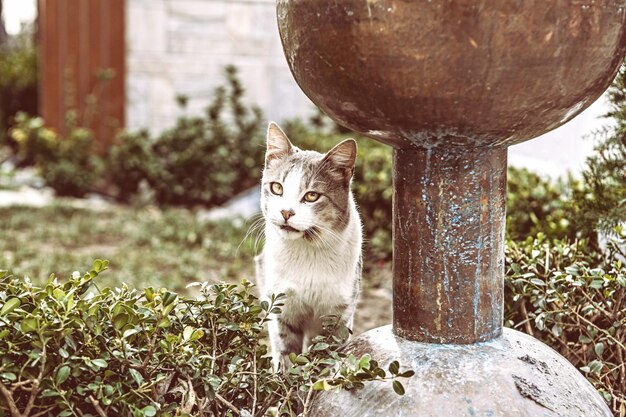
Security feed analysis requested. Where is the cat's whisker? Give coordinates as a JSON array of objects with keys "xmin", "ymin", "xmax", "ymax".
[{"xmin": 237, "ymin": 216, "xmax": 266, "ymax": 255}]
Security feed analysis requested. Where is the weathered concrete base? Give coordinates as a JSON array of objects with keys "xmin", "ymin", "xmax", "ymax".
[{"xmin": 310, "ymin": 326, "xmax": 611, "ymax": 417}]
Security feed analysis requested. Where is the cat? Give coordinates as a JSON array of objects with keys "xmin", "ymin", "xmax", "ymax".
[{"xmin": 255, "ymin": 122, "xmax": 363, "ymax": 371}]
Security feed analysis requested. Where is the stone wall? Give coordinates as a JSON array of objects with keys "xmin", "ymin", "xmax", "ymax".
[{"xmin": 126, "ymin": 0, "xmax": 314, "ymax": 134}]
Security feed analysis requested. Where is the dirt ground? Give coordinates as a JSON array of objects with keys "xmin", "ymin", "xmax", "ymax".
[{"xmin": 353, "ymin": 261, "xmax": 394, "ymax": 335}]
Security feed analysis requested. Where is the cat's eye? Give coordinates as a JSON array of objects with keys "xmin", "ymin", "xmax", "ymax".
[
  {"xmin": 303, "ymin": 191, "xmax": 320, "ymax": 202},
  {"xmin": 270, "ymin": 182, "xmax": 283, "ymax": 196}
]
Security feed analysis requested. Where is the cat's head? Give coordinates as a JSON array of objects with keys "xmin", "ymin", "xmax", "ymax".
[{"xmin": 261, "ymin": 122, "xmax": 357, "ymax": 242}]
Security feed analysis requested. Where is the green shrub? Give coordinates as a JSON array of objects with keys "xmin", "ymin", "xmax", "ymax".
[
  {"xmin": 0, "ymin": 260, "xmax": 411, "ymax": 417},
  {"xmin": 574, "ymin": 66, "xmax": 626, "ymax": 240},
  {"xmin": 505, "ymin": 235, "xmax": 626, "ymax": 414},
  {"xmin": 107, "ymin": 129, "xmax": 158, "ymax": 202},
  {"xmin": 506, "ymin": 167, "xmax": 579, "ymax": 241},
  {"xmin": 0, "ymin": 31, "xmax": 38, "ymax": 149},
  {"xmin": 9, "ymin": 112, "xmax": 102, "ymax": 197},
  {"xmin": 109, "ymin": 66, "xmax": 264, "ymax": 207}
]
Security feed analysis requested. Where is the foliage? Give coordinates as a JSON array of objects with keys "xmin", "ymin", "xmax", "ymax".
[
  {"xmin": 505, "ymin": 235, "xmax": 626, "ymax": 415},
  {"xmin": 5, "ymin": 66, "xmax": 263, "ymax": 205},
  {"xmin": 0, "ymin": 31, "xmax": 38, "ymax": 149},
  {"xmin": 0, "ymin": 261, "xmax": 411, "ymax": 416},
  {"xmin": 506, "ymin": 167, "xmax": 579, "ymax": 241},
  {"xmin": 108, "ymin": 65, "xmax": 264, "ymax": 206},
  {"xmin": 107, "ymin": 129, "xmax": 157, "ymax": 202},
  {"xmin": 574, "ymin": 65, "xmax": 626, "ymax": 240},
  {"xmin": 9, "ymin": 112, "xmax": 102, "ymax": 197}
]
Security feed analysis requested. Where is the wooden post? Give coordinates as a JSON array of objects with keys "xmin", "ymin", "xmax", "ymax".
[{"xmin": 38, "ymin": 0, "xmax": 125, "ymax": 150}]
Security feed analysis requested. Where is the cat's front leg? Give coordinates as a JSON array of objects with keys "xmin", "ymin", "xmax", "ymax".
[{"xmin": 269, "ymin": 314, "xmax": 304, "ymax": 372}]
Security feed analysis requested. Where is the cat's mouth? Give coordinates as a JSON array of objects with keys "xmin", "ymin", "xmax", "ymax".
[{"xmin": 280, "ymin": 224, "xmax": 301, "ymax": 233}]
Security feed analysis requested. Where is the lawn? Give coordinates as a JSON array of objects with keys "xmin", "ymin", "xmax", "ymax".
[{"xmin": 0, "ymin": 203, "xmax": 260, "ymax": 292}]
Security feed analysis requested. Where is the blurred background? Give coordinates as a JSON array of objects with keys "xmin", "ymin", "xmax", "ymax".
[
  {"xmin": 0, "ymin": 0, "xmax": 609, "ymax": 173},
  {"xmin": 0, "ymin": 1, "xmax": 625, "ymax": 411}
]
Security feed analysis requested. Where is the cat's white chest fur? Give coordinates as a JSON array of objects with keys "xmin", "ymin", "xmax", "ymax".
[{"xmin": 264, "ymin": 230, "xmax": 359, "ymax": 317}]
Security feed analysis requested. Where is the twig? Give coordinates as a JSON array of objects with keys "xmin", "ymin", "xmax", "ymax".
[
  {"xmin": 215, "ymin": 393, "xmax": 241, "ymax": 416},
  {"xmin": 570, "ymin": 308, "xmax": 626, "ymax": 352},
  {"xmin": 0, "ymin": 382, "xmax": 20, "ymax": 417},
  {"xmin": 579, "ymin": 290, "xmax": 613, "ymax": 319},
  {"xmin": 30, "ymin": 408, "xmax": 55, "ymax": 417},
  {"xmin": 22, "ymin": 378, "xmax": 40, "ymax": 416},
  {"xmin": 23, "ymin": 341, "xmax": 47, "ymax": 416},
  {"xmin": 301, "ymin": 386, "xmax": 315, "ymax": 417},
  {"xmin": 617, "ymin": 337, "xmax": 626, "ymax": 389},
  {"xmin": 519, "ymin": 301, "xmax": 534, "ymax": 337},
  {"xmin": 88, "ymin": 395, "xmax": 108, "ymax": 417},
  {"xmin": 252, "ymin": 346, "xmax": 258, "ymax": 417},
  {"xmin": 276, "ymin": 387, "xmax": 294, "ymax": 416}
]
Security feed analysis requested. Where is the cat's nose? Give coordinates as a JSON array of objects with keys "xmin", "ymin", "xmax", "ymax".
[{"xmin": 281, "ymin": 209, "xmax": 295, "ymax": 221}]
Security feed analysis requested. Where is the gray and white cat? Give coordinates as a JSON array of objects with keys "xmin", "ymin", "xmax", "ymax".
[{"xmin": 256, "ymin": 122, "xmax": 363, "ymax": 371}]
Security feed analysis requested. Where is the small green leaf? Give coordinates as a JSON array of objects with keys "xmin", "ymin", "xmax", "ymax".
[
  {"xmin": 399, "ymin": 370, "xmax": 415, "ymax": 378},
  {"xmin": 123, "ymin": 328, "xmax": 139, "ymax": 339},
  {"xmin": 93, "ymin": 259, "xmax": 103, "ymax": 272},
  {"xmin": 20, "ymin": 317, "xmax": 38, "ymax": 333},
  {"xmin": 215, "ymin": 293, "xmax": 224, "ymax": 307},
  {"xmin": 91, "ymin": 359, "xmax": 108, "ymax": 369},
  {"xmin": 389, "ymin": 360, "xmax": 400, "ymax": 375},
  {"xmin": 162, "ymin": 303, "xmax": 175, "ymax": 316},
  {"xmin": 55, "ymin": 365, "xmax": 71, "ymax": 386},
  {"xmin": 392, "ymin": 380, "xmax": 405, "ymax": 395},
  {"xmin": 594, "ymin": 342, "xmax": 605, "ymax": 357},
  {"xmin": 358, "ymin": 354, "xmax": 371, "ymax": 369},
  {"xmin": 588, "ymin": 360, "xmax": 603, "ymax": 375},
  {"xmin": 144, "ymin": 287, "xmax": 155, "ymax": 302},
  {"xmin": 162, "ymin": 291, "xmax": 178, "ymax": 307},
  {"xmin": 41, "ymin": 389, "xmax": 60, "ymax": 397},
  {"xmin": 113, "ymin": 314, "xmax": 128, "ymax": 330},
  {"xmin": 189, "ymin": 329, "xmax": 204, "ymax": 342},
  {"xmin": 183, "ymin": 326, "xmax": 194, "ymax": 341},
  {"xmin": 590, "ymin": 279, "xmax": 604, "ymax": 289},
  {"xmin": 143, "ymin": 405, "xmax": 157, "ymax": 416},
  {"xmin": 312, "ymin": 380, "xmax": 332, "ymax": 391},
  {"xmin": 157, "ymin": 317, "xmax": 171, "ymax": 328},
  {"xmin": 130, "ymin": 368, "xmax": 144, "ymax": 386},
  {"xmin": 0, "ymin": 372, "xmax": 16, "ymax": 382},
  {"xmin": 295, "ymin": 355, "xmax": 310, "ymax": 365},
  {"xmin": 312, "ymin": 342, "xmax": 329, "ymax": 351},
  {"xmin": 0, "ymin": 297, "xmax": 20, "ymax": 316}
]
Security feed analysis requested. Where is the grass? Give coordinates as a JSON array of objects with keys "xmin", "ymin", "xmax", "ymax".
[{"xmin": 0, "ymin": 203, "xmax": 261, "ymax": 292}]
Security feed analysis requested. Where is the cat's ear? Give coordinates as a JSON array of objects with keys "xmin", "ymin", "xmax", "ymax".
[
  {"xmin": 322, "ymin": 139, "xmax": 357, "ymax": 181},
  {"xmin": 266, "ymin": 122, "xmax": 293, "ymax": 165}
]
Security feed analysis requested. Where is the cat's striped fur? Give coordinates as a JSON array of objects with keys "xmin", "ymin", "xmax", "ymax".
[{"xmin": 256, "ymin": 122, "xmax": 363, "ymax": 371}]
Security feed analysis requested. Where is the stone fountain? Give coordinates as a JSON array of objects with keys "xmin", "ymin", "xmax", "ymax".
[{"xmin": 277, "ymin": 1, "xmax": 626, "ymax": 415}]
